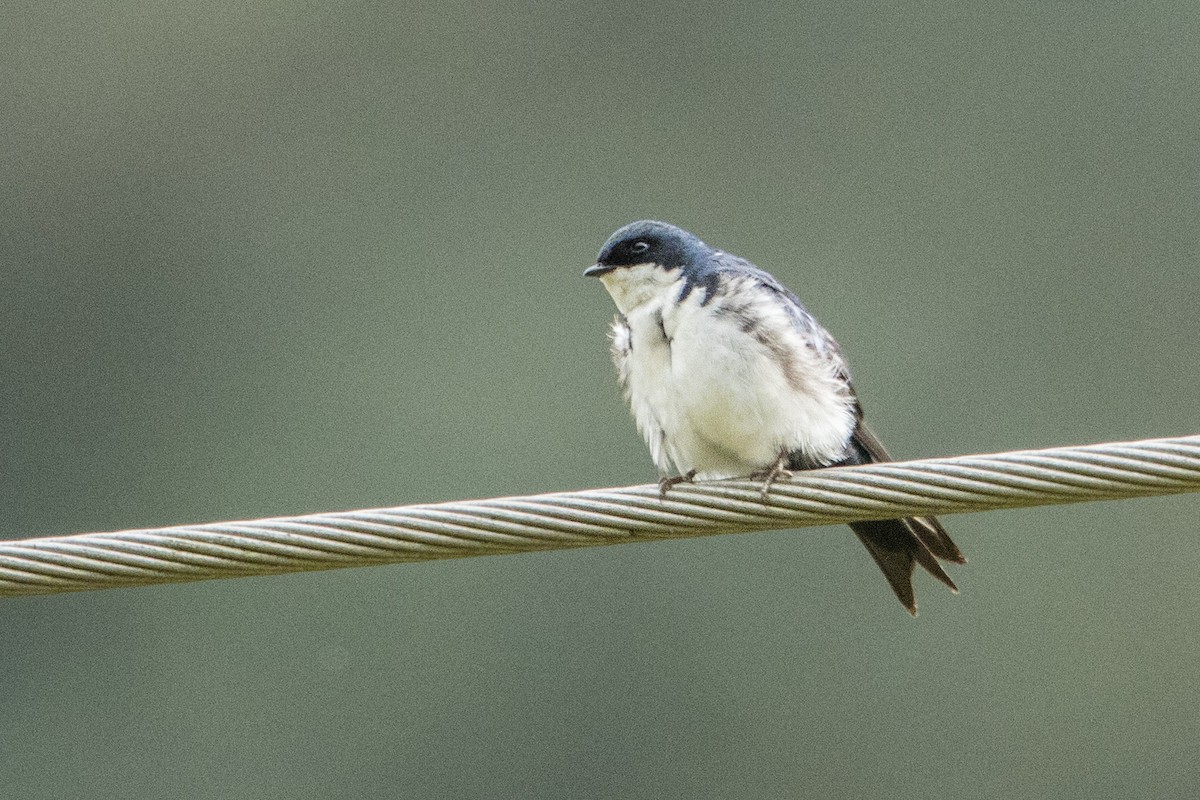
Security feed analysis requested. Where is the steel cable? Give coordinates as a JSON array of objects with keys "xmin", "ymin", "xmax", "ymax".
[{"xmin": 2, "ymin": 435, "xmax": 1198, "ymax": 597}]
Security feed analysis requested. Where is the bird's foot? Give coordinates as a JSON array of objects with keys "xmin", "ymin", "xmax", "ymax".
[
  {"xmin": 750, "ymin": 450, "xmax": 792, "ymax": 500},
  {"xmin": 658, "ymin": 470, "xmax": 697, "ymax": 497}
]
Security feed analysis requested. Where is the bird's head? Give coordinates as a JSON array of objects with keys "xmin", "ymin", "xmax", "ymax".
[{"xmin": 584, "ymin": 220, "xmax": 710, "ymax": 313}]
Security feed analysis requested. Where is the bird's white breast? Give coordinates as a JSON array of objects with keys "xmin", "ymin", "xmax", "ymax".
[{"xmin": 600, "ymin": 267, "xmax": 856, "ymax": 480}]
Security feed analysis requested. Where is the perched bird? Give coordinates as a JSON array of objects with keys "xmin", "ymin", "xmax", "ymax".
[{"xmin": 584, "ymin": 220, "xmax": 965, "ymax": 614}]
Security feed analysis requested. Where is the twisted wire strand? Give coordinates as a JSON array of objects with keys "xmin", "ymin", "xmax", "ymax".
[{"xmin": 2, "ymin": 435, "xmax": 1198, "ymax": 597}]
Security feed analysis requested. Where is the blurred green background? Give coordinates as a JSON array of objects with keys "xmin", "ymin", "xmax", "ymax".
[{"xmin": 3, "ymin": 0, "xmax": 1198, "ymax": 797}]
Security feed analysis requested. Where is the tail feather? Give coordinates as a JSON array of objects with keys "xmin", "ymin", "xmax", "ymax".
[
  {"xmin": 824, "ymin": 419, "xmax": 966, "ymax": 614},
  {"xmin": 908, "ymin": 514, "xmax": 967, "ymax": 565},
  {"xmin": 850, "ymin": 518, "xmax": 958, "ymax": 615}
]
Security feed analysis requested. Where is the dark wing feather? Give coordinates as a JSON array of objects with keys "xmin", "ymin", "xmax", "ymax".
[
  {"xmin": 840, "ymin": 420, "xmax": 966, "ymax": 614},
  {"xmin": 711, "ymin": 251, "xmax": 965, "ymax": 614},
  {"xmin": 848, "ymin": 422, "xmax": 965, "ymax": 565}
]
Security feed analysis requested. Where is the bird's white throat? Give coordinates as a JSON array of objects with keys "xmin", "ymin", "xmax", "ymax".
[{"xmin": 597, "ymin": 262, "xmax": 682, "ymax": 315}]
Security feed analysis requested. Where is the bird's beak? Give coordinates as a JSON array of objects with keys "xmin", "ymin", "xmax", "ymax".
[{"xmin": 583, "ymin": 263, "xmax": 612, "ymax": 278}]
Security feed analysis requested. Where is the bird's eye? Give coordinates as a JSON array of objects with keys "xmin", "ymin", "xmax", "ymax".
[{"xmin": 630, "ymin": 241, "xmax": 650, "ymax": 255}]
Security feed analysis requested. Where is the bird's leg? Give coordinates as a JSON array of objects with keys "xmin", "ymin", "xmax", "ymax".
[
  {"xmin": 658, "ymin": 469, "xmax": 697, "ymax": 497},
  {"xmin": 750, "ymin": 448, "xmax": 793, "ymax": 499}
]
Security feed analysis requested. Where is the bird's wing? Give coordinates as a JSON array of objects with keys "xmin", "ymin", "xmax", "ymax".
[
  {"xmin": 847, "ymin": 420, "xmax": 967, "ymax": 568},
  {"xmin": 717, "ymin": 249, "xmax": 969, "ymax": 609},
  {"xmin": 712, "ymin": 252, "xmax": 856, "ymax": 385}
]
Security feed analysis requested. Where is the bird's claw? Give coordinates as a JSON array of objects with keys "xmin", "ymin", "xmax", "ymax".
[
  {"xmin": 658, "ymin": 469, "xmax": 697, "ymax": 497},
  {"xmin": 750, "ymin": 451, "xmax": 793, "ymax": 500}
]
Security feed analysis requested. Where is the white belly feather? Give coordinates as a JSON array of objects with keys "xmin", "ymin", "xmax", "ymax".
[{"xmin": 605, "ymin": 271, "xmax": 856, "ymax": 479}]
